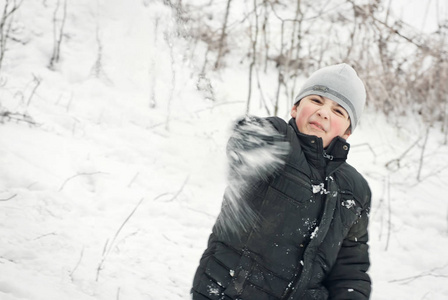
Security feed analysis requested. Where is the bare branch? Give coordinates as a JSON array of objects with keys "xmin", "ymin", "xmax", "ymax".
[
  {"xmin": 49, "ymin": 0, "xmax": 68, "ymax": 69},
  {"xmin": 58, "ymin": 172, "xmax": 106, "ymax": 192},
  {"xmin": 69, "ymin": 247, "xmax": 84, "ymax": 281},
  {"xmin": 26, "ymin": 75, "xmax": 41, "ymax": 108},
  {"xmin": 246, "ymin": 0, "xmax": 260, "ymax": 114},
  {"xmin": 389, "ymin": 264, "xmax": 448, "ymax": 284},
  {"xmin": 0, "ymin": 0, "xmax": 24, "ymax": 71},
  {"xmin": 96, "ymin": 197, "xmax": 145, "ymax": 281},
  {"xmin": 214, "ymin": 0, "xmax": 232, "ymax": 69},
  {"xmin": 385, "ymin": 138, "xmax": 420, "ymax": 171},
  {"xmin": 0, "ymin": 193, "xmax": 17, "ymax": 201},
  {"xmin": 417, "ymin": 126, "xmax": 430, "ymax": 181}
]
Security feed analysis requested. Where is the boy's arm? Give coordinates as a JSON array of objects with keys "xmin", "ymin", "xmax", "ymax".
[
  {"xmin": 324, "ymin": 193, "xmax": 372, "ymax": 300},
  {"xmin": 215, "ymin": 115, "xmax": 290, "ymax": 236}
]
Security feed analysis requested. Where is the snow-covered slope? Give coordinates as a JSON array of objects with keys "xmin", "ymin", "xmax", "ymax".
[{"xmin": 1, "ymin": 1, "xmax": 447, "ymax": 299}]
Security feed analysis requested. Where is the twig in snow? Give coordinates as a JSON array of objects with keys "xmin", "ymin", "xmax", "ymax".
[
  {"xmin": 185, "ymin": 206, "xmax": 216, "ymax": 219},
  {"xmin": 0, "ymin": 76, "xmax": 7, "ymax": 87},
  {"xmin": 128, "ymin": 172, "xmax": 140, "ymax": 188},
  {"xmin": 164, "ymin": 176, "xmax": 189, "ymax": 202},
  {"xmin": 26, "ymin": 74, "xmax": 41, "ymax": 108},
  {"xmin": 164, "ymin": 31, "xmax": 176, "ymax": 131},
  {"xmin": 153, "ymin": 192, "xmax": 170, "ymax": 201},
  {"xmin": 385, "ymin": 174, "xmax": 391, "ymax": 251},
  {"xmin": 0, "ymin": 111, "xmax": 36, "ymax": 125},
  {"xmin": 71, "ymin": 117, "xmax": 80, "ymax": 136},
  {"xmin": 0, "ymin": 193, "xmax": 17, "ymax": 201},
  {"xmin": 69, "ymin": 247, "xmax": 84, "ymax": 281},
  {"xmin": 96, "ymin": 197, "xmax": 145, "ymax": 281},
  {"xmin": 149, "ymin": 17, "xmax": 159, "ymax": 109},
  {"xmin": 417, "ymin": 126, "xmax": 430, "ymax": 181},
  {"xmin": 33, "ymin": 232, "xmax": 56, "ymax": 240},
  {"xmin": 109, "ymin": 199, "xmax": 144, "ymax": 253},
  {"xmin": 58, "ymin": 172, "xmax": 106, "ymax": 191},
  {"xmin": 66, "ymin": 91, "xmax": 74, "ymax": 113},
  {"xmin": 416, "ymin": 164, "xmax": 448, "ymax": 183},
  {"xmin": 0, "ymin": 255, "xmax": 14, "ymax": 263},
  {"xmin": 152, "ymin": 176, "xmax": 189, "ymax": 202},
  {"xmin": 48, "ymin": 0, "xmax": 67, "ymax": 69},
  {"xmin": 192, "ymin": 100, "xmax": 245, "ymax": 115},
  {"xmin": 389, "ymin": 269, "xmax": 448, "ymax": 284},
  {"xmin": 351, "ymin": 143, "xmax": 377, "ymax": 159},
  {"xmin": 162, "ymin": 234, "xmax": 178, "ymax": 245},
  {"xmin": 385, "ymin": 138, "xmax": 420, "ymax": 171}
]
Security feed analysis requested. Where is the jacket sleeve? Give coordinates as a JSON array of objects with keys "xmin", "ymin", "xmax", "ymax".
[{"xmin": 324, "ymin": 189, "xmax": 372, "ymax": 300}]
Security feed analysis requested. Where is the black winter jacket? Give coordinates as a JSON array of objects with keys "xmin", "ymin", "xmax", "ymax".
[{"xmin": 192, "ymin": 117, "xmax": 371, "ymax": 300}]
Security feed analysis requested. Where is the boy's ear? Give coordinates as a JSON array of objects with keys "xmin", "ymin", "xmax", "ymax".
[
  {"xmin": 342, "ymin": 127, "xmax": 351, "ymax": 140},
  {"xmin": 290, "ymin": 104, "xmax": 298, "ymax": 118}
]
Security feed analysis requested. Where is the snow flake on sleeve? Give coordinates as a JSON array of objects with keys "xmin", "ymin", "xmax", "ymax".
[
  {"xmin": 341, "ymin": 199, "xmax": 356, "ymax": 209},
  {"xmin": 312, "ymin": 183, "xmax": 329, "ymax": 194},
  {"xmin": 310, "ymin": 226, "xmax": 319, "ymax": 239},
  {"xmin": 208, "ymin": 286, "xmax": 221, "ymax": 296}
]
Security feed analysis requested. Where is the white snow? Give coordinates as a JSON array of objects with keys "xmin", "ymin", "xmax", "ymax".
[
  {"xmin": 341, "ymin": 199, "xmax": 356, "ymax": 210},
  {"xmin": 310, "ymin": 226, "xmax": 319, "ymax": 240},
  {"xmin": 312, "ymin": 183, "xmax": 325, "ymax": 194},
  {"xmin": 0, "ymin": 1, "xmax": 448, "ymax": 300}
]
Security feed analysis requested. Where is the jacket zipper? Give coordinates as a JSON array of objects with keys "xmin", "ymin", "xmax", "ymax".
[{"xmin": 285, "ymin": 176, "xmax": 339, "ymax": 299}]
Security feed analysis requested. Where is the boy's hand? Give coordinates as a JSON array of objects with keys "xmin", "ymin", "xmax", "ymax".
[{"xmin": 226, "ymin": 115, "xmax": 290, "ymax": 183}]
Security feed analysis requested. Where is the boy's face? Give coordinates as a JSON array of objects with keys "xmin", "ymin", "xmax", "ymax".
[{"xmin": 291, "ymin": 95, "xmax": 351, "ymax": 148}]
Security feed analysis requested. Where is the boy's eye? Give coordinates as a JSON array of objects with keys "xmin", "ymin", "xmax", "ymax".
[
  {"xmin": 334, "ymin": 108, "xmax": 347, "ymax": 117},
  {"xmin": 311, "ymin": 98, "xmax": 322, "ymax": 104}
]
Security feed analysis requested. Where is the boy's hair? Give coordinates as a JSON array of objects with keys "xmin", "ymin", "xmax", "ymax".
[{"xmin": 294, "ymin": 63, "xmax": 366, "ymax": 132}]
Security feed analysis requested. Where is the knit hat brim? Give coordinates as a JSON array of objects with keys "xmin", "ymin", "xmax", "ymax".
[{"xmin": 294, "ymin": 63, "xmax": 366, "ymax": 132}]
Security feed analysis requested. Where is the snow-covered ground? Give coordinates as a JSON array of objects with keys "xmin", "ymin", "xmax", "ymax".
[{"xmin": 1, "ymin": 1, "xmax": 448, "ymax": 299}]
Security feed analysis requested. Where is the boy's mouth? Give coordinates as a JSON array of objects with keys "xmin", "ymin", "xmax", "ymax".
[{"xmin": 309, "ymin": 121, "xmax": 325, "ymax": 132}]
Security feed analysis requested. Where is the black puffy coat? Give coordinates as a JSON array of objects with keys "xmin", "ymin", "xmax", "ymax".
[{"xmin": 192, "ymin": 117, "xmax": 371, "ymax": 300}]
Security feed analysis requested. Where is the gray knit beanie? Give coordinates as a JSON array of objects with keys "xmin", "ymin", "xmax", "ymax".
[{"xmin": 294, "ymin": 63, "xmax": 366, "ymax": 132}]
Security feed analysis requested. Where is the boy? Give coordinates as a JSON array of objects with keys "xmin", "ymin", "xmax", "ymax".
[{"xmin": 192, "ymin": 63, "xmax": 372, "ymax": 300}]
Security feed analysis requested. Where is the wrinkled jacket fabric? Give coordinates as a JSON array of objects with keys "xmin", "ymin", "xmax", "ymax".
[{"xmin": 192, "ymin": 117, "xmax": 371, "ymax": 300}]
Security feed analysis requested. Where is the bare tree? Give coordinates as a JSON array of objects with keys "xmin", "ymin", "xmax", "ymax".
[
  {"xmin": 246, "ymin": 0, "xmax": 260, "ymax": 114},
  {"xmin": 214, "ymin": 0, "xmax": 232, "ymax": 69}
]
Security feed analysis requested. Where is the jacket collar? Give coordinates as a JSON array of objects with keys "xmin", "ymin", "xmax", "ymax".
[{"xmin": 288, "ymin": 118, "xmax": 349, "ymax": 173}]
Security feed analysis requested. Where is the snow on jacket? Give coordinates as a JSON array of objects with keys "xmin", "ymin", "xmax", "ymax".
[{"xmin": 192, "ymin": 116, "xmax": 372, "ymax": 300}]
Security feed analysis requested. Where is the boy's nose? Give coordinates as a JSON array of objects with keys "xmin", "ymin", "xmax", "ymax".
[{"xmin": 317, "ymin": 107, "xmax": 330, "ymax": 119}]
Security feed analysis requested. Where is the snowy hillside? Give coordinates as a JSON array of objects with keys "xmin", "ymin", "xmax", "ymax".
[{"xmin": 1, "ymin": 1, "xmax": 448, "ymax": 300}]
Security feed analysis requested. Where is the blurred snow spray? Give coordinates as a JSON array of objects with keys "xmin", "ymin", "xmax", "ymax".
[{"xmin": 214, "ymin": 116, "xmax": 290, "ymax": 238}]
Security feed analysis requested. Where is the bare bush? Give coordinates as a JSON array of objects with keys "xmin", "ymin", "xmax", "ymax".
[{"xmin": 167, "ymin": 0, "xmax": 448, "ymax": 130}]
